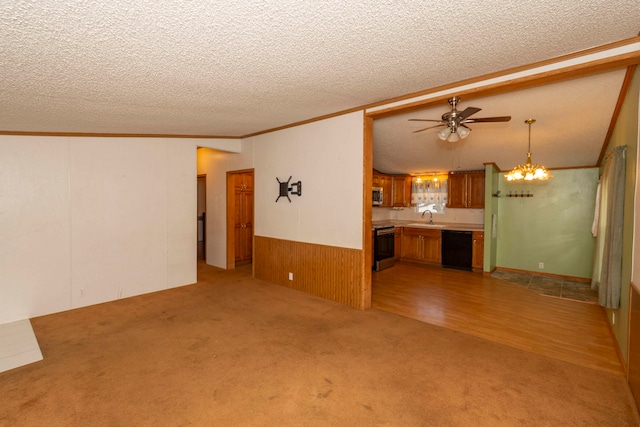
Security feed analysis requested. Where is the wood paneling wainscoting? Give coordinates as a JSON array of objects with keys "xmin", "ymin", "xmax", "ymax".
[
  {"xmin": 628, "ymin": 281, "xmax": 640, "ymax": 409},
  {"xmin": 254, "ymin": 236, "xmax": 364, "ymax": 308}
]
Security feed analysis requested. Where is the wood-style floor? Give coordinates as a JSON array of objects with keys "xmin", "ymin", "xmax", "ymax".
[{"xmin": 372, "ymin": 262, "xmax": 622, "ymax": 375}]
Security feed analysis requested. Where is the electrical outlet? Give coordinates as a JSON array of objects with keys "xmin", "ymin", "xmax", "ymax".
[
  {"xmin": 288, "ymin": 272, "xmax": 293, "ymax": 281},
  {"xmin": 80, "ymin": 289, "xmax": 85, "ymax": 297},
  {"xmin": 538, "ymin": 262, "xmax": 544, "ymax": 269}
]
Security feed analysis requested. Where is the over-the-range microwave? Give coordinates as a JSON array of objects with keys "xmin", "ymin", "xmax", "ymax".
[{"xmin": 372, "ymin": 187, "xmax": 383, "ymax": 205}]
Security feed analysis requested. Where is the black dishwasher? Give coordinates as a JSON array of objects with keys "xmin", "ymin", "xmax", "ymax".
[{"xmin": 441, "ymin": 230, "xmax": 473, "ymax": 271}]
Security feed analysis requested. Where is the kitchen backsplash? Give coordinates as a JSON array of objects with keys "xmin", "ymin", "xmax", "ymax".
[{"xmin": 372, "ymin": 206, "xmax": 484, "ymax": 224}]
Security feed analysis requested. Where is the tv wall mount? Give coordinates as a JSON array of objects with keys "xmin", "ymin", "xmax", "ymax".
[{"xmin": 276, "ymin": 176, "xmax": 302, "ymax": 203}]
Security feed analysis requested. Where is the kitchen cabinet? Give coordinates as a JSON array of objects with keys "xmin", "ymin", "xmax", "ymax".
[
  {"xmin": 392, "ymin": 175, "xmax": 412, "ymax": 207},
  {"xmin": 234, "ymin": 172, "xmax": 253, "ymax": 265},
  {"xmin": 472, "ymin": 231, "xmax": 484, "ymax": 270},
  {"xmin": 447, "ymin": 171, "xmax": 485, "ymax": 209},
  {"xmin": 373, "ymin": 171, "xmax": 392, "ymax": 207},
  {"xmin": 401, "ymin": 227, "xmax": 441, "ymax": 264},
  {"xmin": 394, "ymin": 228, "xmax": 401, "ymax": 261}
]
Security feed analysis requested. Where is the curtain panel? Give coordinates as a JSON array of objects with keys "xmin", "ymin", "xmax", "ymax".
[{"xmin": 591, "ymin": 145, "xmax": 626, "ymax": 309}]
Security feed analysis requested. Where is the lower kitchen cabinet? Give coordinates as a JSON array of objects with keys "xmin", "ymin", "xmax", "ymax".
[
  {"xmin": 394, "ymin": 228, "xmax": 401, "ymax": 261},
  {"xmin": 472, "ymin": 231, "xmax": 484, "ymax": 270},
  {"xmin": 401, "ymin": 227, "xmax": 441, "ymax": 264}
]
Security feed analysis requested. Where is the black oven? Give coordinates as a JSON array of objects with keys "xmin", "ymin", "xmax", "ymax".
[{"xmin": 374, "ymin": 226, "xmax": 395, "ymax": 271}]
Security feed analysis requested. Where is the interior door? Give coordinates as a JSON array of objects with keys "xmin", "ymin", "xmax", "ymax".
[{"xmin": 227, "ymin": 170, "xmax": 254, "ymax": 268}]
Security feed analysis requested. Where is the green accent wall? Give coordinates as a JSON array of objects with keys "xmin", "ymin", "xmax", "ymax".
[{"xmin": 496, "ymin": 168, "xmax": 599, "ymax": 278}]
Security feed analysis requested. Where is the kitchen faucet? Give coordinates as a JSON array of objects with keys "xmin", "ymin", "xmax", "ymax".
[{"xmin": 421, "ymin": 210, "xmax": 434, "ymax": 224}]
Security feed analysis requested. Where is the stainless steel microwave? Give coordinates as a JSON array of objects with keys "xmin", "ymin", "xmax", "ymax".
[{"xmin": 372, "ymin": 187, "xmax": 383, "ymax": 205}]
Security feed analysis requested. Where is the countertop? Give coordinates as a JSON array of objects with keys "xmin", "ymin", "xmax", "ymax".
[{"xmin": 372, "ymin": 220, "xmax": 484, "ymax": 232}]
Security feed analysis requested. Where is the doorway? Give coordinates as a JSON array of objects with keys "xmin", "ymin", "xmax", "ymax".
[
  {"xmin": 197, "ymin": 174, "xmax": 206, "ymax": 260},
  {"xmin": 226, "ymin": 169, "xmax": 254, "ymax": 269}
]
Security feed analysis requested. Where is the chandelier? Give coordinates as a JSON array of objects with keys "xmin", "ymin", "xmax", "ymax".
[{"xmin": 505, "ymin": 119, "xmax": 551, "ymax": 181}]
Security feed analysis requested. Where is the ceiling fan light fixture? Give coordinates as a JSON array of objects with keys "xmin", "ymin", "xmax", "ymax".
[
  {"xmin": 447, "ymin": 131, "xmax": 460, "ymax": 142},
  {"xmin": 505, "ymin": 119, "xmax": 551, "ymax": 182},
  {"xmin": 457, "ymin": 126, "xmax": 470, "ymax": 139},
  {"xmin": 438, "ymin": 128, "xmax": 451, "ymax": 140}
]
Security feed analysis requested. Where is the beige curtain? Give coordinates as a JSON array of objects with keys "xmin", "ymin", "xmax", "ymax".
[{"xmin": 591, "ymin": 146, "xmax": 626, "ymax": 309}]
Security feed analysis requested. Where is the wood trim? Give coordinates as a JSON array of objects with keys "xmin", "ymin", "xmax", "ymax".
[
  {"xmin": 362, "ymin": 113, "xmax": 373, "ymax": 309},
  {"xmin": 254, "ymin": 236, "xmax": 364, "ymax": 309},
  {"xmin": 597, "ymin": 65, "xmax": 638, "ymax": 166},
  {"xmin": 494, "ymin": 266, "xmax": 591, "ymax": 282},
  {"xmin": 4, "ymin": 37, "xmax": 637, "ymax": 140},
  {"xmin": 225, "ymin": 172, "xmax": 236, "ymax": 269},
  {"xmin": 365, "ymin": 36, "xmax": 640, "ymax": 117},
  {"xmin": 0, "ymin": 130, "xmax": 242, "ymax": 139},
  {"xmin": 630, "ymin": 280, "xmax": 640, "ymax": 383},
  {"xmin": 628, "ymin": 281, "xmax": 640, "ymax": 384},
  {"xmin": 366, "ymin": 49, "xmax": 640, "ymax": 119},
  {"xmin": 241, "ymin": 109, "xmax": 366, "ymax": 139}
]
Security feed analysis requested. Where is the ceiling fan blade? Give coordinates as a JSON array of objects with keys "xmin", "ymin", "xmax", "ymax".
[
  {"xmin": 465, "ymin": 116, "xmax": 511, "ymax": 123},
  {"xmin": 408, "ymin": 118, "xmax": 442, "ymax": 122},
  {"xmin": 413, "ymin": 124, "xmax": 445, "ymax": 133},
  {"xmin": 457, "ymin": 107, "xmax": 481, "ymax": 121}
]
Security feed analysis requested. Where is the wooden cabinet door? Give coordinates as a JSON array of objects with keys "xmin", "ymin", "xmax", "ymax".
[
  {"xmin": 447, "ymin": 173, "xmax": 467, "ymax": 208},
  {"xmin": 472, "ymin": 231, "xmax": 484, "ymax": 270},
  {"xmin": 372, "ymin": 173, "xmax": 380, "ymax": 188},
  {"xmin": 381, "ymin": 174, "xmax": 392, "ymax": 207},
  {"xmin": 467, "ymin": 172, "xmax": 485, "ymax": 209},
  {"xmin": 401, "ymin": 228, "xmax": 441, "ymax": 263},
  {"xmin": 394, "ymin": 228, "xmax": 401, "ymax": 261},
  {"xmin": 422, "ymin": 231, "xmax": 442, "ymax": 263},
  {"xmin": 447, "ymin": 171, "xmax": 485, "ymax": 208},
  {"xmin": 401, "ymin": 230, "xmax": 421, "ymax": 260},
  {"xmin": 392, "ymin": 176, "xmax": 411, "ymax": 207}
]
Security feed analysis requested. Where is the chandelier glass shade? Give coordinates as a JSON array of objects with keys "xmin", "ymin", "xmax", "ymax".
[{"xmin": 504, "ymin": 119, "xmax": 551, "ymax": 182}]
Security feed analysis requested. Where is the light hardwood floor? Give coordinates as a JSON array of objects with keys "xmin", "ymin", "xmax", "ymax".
[{"xmin": 372, "ymin": 262, "xmax": 622, "ymax": 375}]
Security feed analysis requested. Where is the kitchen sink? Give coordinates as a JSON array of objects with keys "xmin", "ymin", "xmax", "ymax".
[{"xmin": 405, "ymin": 223, "xmax": 446, "ymax": 228}]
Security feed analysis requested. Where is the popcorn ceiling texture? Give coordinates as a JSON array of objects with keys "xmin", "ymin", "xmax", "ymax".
[{"xmin": 0, "ymin": 1, "xmax": 639, "ymax": 136}]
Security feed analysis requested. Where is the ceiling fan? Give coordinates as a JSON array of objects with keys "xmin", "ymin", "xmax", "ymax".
[{"xmin": 409, "ymin": 96, "xmax": 511, "ymax": 142}]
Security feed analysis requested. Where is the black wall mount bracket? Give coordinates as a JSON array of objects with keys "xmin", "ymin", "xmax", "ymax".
[{"xmin": 276, "ymin": 176, "xmax": 302, "ymax": 202}]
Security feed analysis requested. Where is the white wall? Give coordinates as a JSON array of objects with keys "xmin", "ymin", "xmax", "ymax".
[
  {"xmin": 253, "ymin": 111, "xmax": 364, "ymax": 249},
  {"xmin": 0, "ymin": 135, "xmax": 241, "ymax": 324}
]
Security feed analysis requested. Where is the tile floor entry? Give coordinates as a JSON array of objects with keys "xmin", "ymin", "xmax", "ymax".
[{"xmin": 491, "ymin": 270, "xmax": 598, "ymax": 304}]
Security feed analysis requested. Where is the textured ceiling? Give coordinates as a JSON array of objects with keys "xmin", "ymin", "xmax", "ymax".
[
  {"xmin": 373, "ymin": 69, "xmax": 627, "ymax": 173},
  {"xmin": 0, "ymin": 0, "xmax": 639, "ymax": 138}
]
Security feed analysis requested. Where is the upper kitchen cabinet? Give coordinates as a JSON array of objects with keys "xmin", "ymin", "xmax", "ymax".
[
  {"xmin": 373, "ymin": 170, "xmax": 392, "ymax": 207},
  {"xmin": 392, "ymin": 175, "xmax": 412, "ymax": 207},
  {"xmin": 447, "ymin": 171, "xmax": 485, "ymax": 209}
]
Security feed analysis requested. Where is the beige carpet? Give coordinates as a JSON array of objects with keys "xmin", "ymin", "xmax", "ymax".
[{"xmin": 0, "ymin": 263, "xmax": 637, "ymax": 426}]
